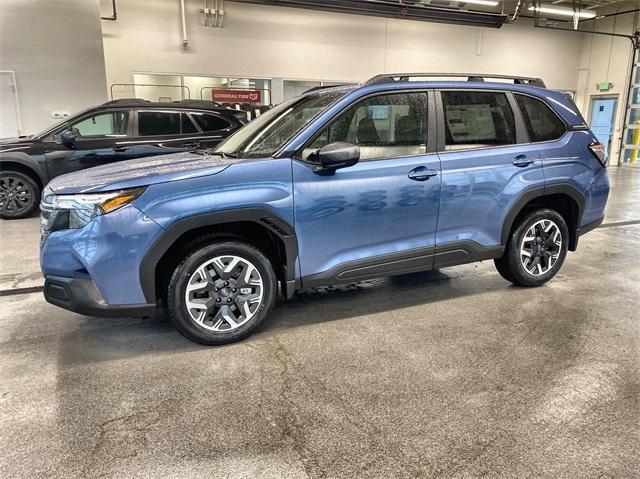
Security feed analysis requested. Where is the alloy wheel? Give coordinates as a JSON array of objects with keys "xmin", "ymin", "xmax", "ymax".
[
  {"xmin": 0, "ymin": 175, "xmax": 34, "ymax": 215},
  {"xmin": 520, "ymin": 219, "xmax": 562, "ymax": 276},
  {"xmin": 184, "ymin": 255, "xmax": 264, "ymax": 331}
]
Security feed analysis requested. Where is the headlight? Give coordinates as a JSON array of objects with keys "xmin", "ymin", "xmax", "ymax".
[{"xmin": 41, "ymin": 187, "xmax": 146, "ymax": 232}]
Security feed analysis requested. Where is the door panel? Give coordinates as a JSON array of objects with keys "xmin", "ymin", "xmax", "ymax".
[
  {"xmin": 437, "ymin": 146, "xmax": 543, "ymax": 248},
  {"xmin": 293, "ymin": 154, "xmax": 441, "ymax": 280},
  {"xmin": 132, "ymin": 110, "xmax": 224, "ymax": 158},
  {"xmin": 435, "ymin": 89, "xmax": 544, "ymax": 250},
  {"xmin": 44, "ymin": 109, "xmax": 134, "ymax": 178},
  {"xmin": 292, "ymin": 90, "xmax": 440, "ymax": 282},
  {"xmin": 45, "ymin": 139, "xmax": 138, "ymax": 178}
]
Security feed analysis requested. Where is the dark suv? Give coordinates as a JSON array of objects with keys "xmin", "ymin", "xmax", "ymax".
[{"xmin": 0, "ymin": 99, "xmax": 245, "ymax": 219}]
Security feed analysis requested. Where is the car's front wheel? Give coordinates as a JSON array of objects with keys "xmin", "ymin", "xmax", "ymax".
[
  {"xmin": 167, "ymin": 240, "xmax": 277, "ymax": 345},
  {"xmin": 0, "ymin": 171, "xmax": 40, "ymax": 219},
  {"xmin": 495, "ymin": 208, "xmax": 569, "ymax": 287}
]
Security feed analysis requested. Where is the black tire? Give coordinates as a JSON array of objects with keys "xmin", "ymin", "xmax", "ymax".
[
  {"xmin": 167, "ymin": 240, "xmax": 277, "ymax": 345},
  {"xmin": 494, "ymin": 208, "xmax": 569, "ymax": 287},
  {"xmin": 0, "ymin": 171, "xmax": 40, "ymax": 219}
]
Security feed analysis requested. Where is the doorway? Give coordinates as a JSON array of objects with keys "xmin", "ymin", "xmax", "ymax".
[{"xmin": 589, "ymin": 96, "xmax": 617, "ymax": 159}]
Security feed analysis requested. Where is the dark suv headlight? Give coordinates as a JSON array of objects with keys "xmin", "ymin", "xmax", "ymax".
[{"xmin": 41, "ymin": 186, "xmax": 146, "ymax": 233}]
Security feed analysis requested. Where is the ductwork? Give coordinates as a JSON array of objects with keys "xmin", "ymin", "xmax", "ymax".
[{"xmin": 228, "ymin": 0, "xmax": 508, "ymax": 28}]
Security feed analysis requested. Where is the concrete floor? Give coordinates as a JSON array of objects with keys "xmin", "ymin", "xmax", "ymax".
[{"xmin": 0, "ymin": 167, "xmax": 638, "ymax": 478}]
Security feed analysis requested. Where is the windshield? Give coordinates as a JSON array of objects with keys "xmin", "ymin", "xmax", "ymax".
[{"xmin": 215, "ymin": 91, "xmax": 346, "ymax": 158}]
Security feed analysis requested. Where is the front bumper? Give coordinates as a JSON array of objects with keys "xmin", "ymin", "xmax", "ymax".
[
  {"xmin": 44, "ymin": 276, "xmax": 157, "ymax": 318},
  {"xmin": 40, "ymin": 204, "xmax": 164, "ymax": 306}
]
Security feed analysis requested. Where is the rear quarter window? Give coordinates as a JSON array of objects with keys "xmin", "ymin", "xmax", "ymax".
[
  {"xmin": 515, "ymin": 94, "xmax": 566, "ymax": 142},
  {"xmin": 191, "ymin": 112, "xmax": 231, "ymax": 132}
]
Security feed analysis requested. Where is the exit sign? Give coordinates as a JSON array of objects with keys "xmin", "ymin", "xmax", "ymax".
[{"xmin": 597, "ymin": 81, "xmax": 613, "ymax": 91}]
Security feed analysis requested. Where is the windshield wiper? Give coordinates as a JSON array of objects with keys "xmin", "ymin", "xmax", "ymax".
[{"xmin": 194, "ymin": 149, "xmax": 238, "ymax": 159}]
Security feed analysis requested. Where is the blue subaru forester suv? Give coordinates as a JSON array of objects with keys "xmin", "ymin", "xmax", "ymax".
[{"xmin": 40, "ymin": 73, "xmax": 609, "ymax": 345}]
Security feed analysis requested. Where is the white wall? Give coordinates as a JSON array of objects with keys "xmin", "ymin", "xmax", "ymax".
[
  {"xmin": 102, "ymin": 0, "xmax": 585, "ymax": 100},
  {"xmin": 0, "ymin": 0, "xmax": 108, "ymax": 135},
  {"xmin": 575, "ymin": 12, "xmax": 639, "ymax": 166}
]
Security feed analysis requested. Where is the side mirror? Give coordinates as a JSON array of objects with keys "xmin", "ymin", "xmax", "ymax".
[
  {"xmin": 313, "ymin": 142, "xmax": 360, "ymax": 175},
  {"xmin": 60, "ymin": 130, "xmax": 77, "ymax": 148}
]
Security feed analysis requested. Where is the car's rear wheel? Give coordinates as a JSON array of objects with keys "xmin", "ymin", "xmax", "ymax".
[
  {"xmin": 167, "ymin": 240, "xmax": 277, "ymax": 345},
  {"xmin": 494, "ymin": 208, "xmax": 569, "ymax": 287},
  {"xmin": 0, "ymin": 171, "xmax": 40, "ymax": 219}
]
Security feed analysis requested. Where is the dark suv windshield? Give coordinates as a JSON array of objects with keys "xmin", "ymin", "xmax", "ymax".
[{"xmin": 215, "ymin": 91, "xmax": 346, "ymax": 159}]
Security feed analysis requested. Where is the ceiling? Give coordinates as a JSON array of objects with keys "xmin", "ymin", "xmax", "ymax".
[
  {"xmin": 231, "ymin": 0, "xmax": 639, "ymax": 29},
  {"xmin": 555, "ymin": 0, "xmax": 639, "ymax": 9}
]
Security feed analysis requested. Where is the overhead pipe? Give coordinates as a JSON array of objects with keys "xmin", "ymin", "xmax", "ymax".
[
  {"xmin": 596, "ymin": 9, "xmax": 640, "ymax": 20},
  {"xmin": 202, "ymin": 0, "xmax": 209, "ymax": 25},
  {"xmin": 101, "ymin": 0, "xmax": 117, "ymax": 21},
  {"xmin": 532, "ymin": 21, "xmax": 637, "ymax": 45},
  {"xmin": 219, "ymin": 0, "xmax": 226, "ymax": 27},
  {"xmin": 180, "ymin": 0, "xmax": 189, "ymax": 45}
]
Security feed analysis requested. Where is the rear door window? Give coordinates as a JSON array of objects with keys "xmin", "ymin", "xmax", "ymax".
[
  {"xmin": 515, "ymin": 94, "xmax": 566, "ymax": 142},
  {"xmin": 441, "ymin": 91, "xmax": 516, "ymax": 151},
  {"xmin": 138, "ymin": 111, "xmax": 181, "ymax": 136}
]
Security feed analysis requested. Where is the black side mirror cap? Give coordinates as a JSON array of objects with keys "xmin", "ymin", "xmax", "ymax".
[
  {"xmin": 60, "ymin": 130, "xmax": 77, "ymax": 148},
  {"xmin": 313, "ymin": 142, "xmax": 360, "ymax": 175}
]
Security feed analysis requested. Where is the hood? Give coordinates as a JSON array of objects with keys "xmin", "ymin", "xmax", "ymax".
[
  {"xmin": 0, "ymin": 136, "xmax": 35, "ymax": 152},
  {"xmin": 46, "ymin": 151, "xmax": 248, "ymax": 195}
]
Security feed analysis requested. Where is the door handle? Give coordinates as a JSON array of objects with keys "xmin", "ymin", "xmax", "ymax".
[
  {"xmin": 112, "ymin": 146, "xmax": 130, "ymax": 152},
  {"xmin": 512, "ymin": 155, "xmax": 535, "ymax": 167},
  {"xmin": 183, "ymin": 142, "xmax": 201, "ymax": 149},
  {"xmin": 408, "ymin": 166, "xmax": 438, "ymax": 181}
]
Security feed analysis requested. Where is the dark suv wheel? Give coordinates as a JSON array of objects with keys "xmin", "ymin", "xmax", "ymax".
[
  {"xmin": 167, "ymin": 240, "xmax": 277, "ymax": 345},
  {"xmin": 0, "ymin": 171, "xmax": 40, "ymax": 219},
  {"xmin": 495, "ymin": 208, "xmax": 569, "ymax": 287}
]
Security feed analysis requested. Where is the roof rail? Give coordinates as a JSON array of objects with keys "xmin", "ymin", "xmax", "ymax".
[
  {"xmin": 172, "ymin": 99, "xmax": 221, "ymax": 108},
  {"xmin": 303, "ymin": 83, "xmax": 353, "ymax": 94},
  {"xmin": 102, "ymin": 98, "xmax": 151, "ymax": 106},
  {"xmin": 365, "ymin": 73, "xmax": 546, "ymax": 88}
]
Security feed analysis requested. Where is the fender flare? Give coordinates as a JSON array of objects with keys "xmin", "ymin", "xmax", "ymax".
[
  {"xmin": 500, "ymin": 183, "xmax": 586, "ymax": 246},
  {"xmin": 139, "ymin": 208, "xmax": 299, "ymax": 302},
  {"xmin": 0, "ymin": 152, "xmax": 48, "ymax": 186}
]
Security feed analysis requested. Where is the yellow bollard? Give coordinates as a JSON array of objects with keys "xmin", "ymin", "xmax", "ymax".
[{"xmin": 631, "ymin": 120, "xmax": 640, "ymax": 164}]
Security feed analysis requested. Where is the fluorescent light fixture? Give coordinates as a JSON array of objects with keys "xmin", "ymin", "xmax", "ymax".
[
  {"xmin": 462, "ymin": 0, "xmax": 500, "ymax": 6},
  {"xmin": 528, "ymin": 4, "xmax": 596, "ymax": 19}
]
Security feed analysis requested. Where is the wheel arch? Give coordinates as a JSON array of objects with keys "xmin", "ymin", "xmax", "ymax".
[
  {"xmin": 0, "ymin": 157, "xmax": 46, "ymax": 189},
  {"xmin": 140, "ymin": 209, "xmax": 299, "ymax": 304},
  {"xmin": 501, "ymin": 184, "xmax": 585, "ymax": 251}
]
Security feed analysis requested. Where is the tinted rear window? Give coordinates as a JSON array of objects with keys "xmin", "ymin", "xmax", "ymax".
[
  {"xmin": 182, "ymin": 114, "xmax": 198, "ymax": 134},
  {"xmin": 515, "ymin": 94, "xmax": 566, "ymax": 142},
  {"xmin": 192, "ymin": 113, "xmax": 231, "ymax": 132},
  {"xmin": 138, "ymin": 112, "xmax": 181, "ymax": 136}
]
